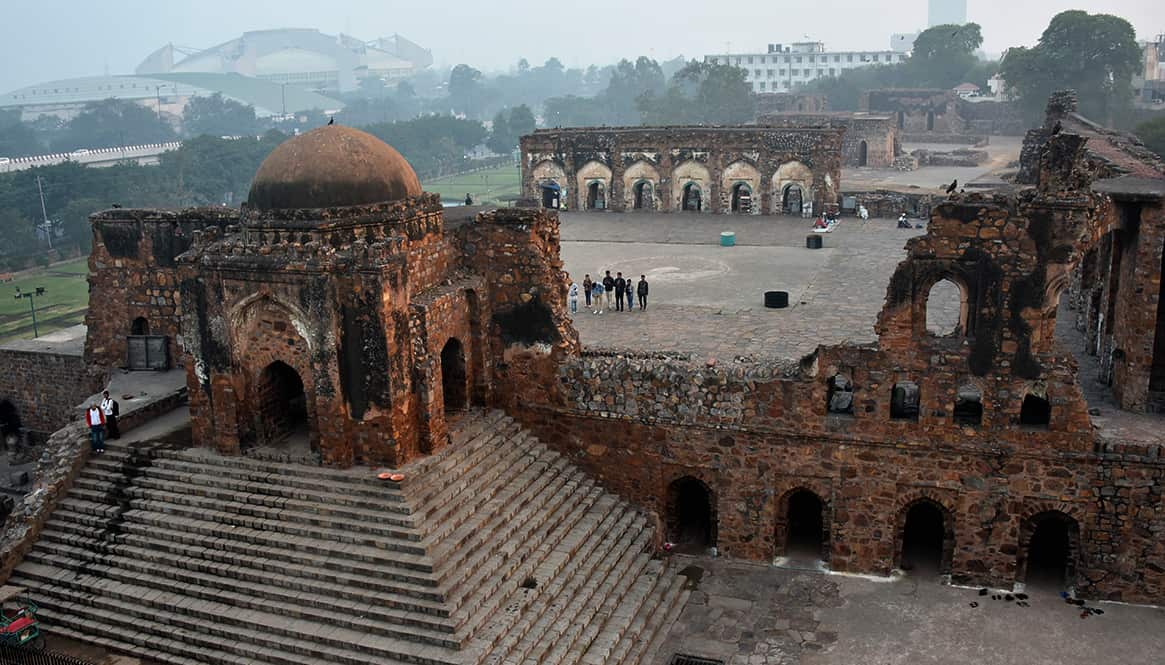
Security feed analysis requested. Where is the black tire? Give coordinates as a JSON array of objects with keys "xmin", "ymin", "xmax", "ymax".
[{"xmin": 764, "ymin": 291, "xmax": 789, "ymax": 309}]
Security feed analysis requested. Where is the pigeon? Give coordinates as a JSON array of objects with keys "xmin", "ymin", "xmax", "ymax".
[
  {"xmin": 945, "ymin": 179, "xmax": 958, "ymax": 194},
  {"xmin": 328, "ymin": 117, "xmax": 335, "ymax": 126},
  {"xmin": 111, "ymin": 203, "xmax": 122, "ymax": 208},
  {"xmin": 1052, "ymin": 120, "xmax": 1062, "ymax": 135}
]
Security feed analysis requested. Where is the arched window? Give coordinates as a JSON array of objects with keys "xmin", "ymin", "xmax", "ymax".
[
  {"xmin": 131, "ymin": 317, "xmax": 150, "ymax": 336},
  {"xmin": 857, "ymin": 140, "xmax": 868, "ymax": 167},
  {"xmin": 953, "ymin": 384, "xmax": 982, "ymax": 426},
  {"xmin": 781, "ymin": 184, "xmax": 803, "ymax": 215},
  {"xmin": 826, "ymin": 374, "xmax": 854, "ymax": 415},
  {"xmin": 891, "ymin": 381, "xmax": 920, "ymax": 421},
  {"xmin": 730, "ymin": 183, "xmax": 752, "ymax": 213},
  {"xmin": 681, "ymin": 183, "xmax": 702, "ymax": 212},
  {"xmin": 925, "ymin": 279, "xmax": 964, "ymax": 336},
  {"xmin": 632, "ymin": 181, "xmax": 653, "ymax": 210},
  {"xmin": 586, "ymin": 181, "xmax": 606, "ymax": 210},
  {"xmin": 1020, "ymin": 394, "xmax": 1050, "ymax": 428}
]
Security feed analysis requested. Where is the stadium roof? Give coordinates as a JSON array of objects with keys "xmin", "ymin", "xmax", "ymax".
[{"xmin": 0, "ymin": 73, "xmax": 343, "ymax": 117}]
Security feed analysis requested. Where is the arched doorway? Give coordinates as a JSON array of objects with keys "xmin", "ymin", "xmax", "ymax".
[
  {"xmin": 0, "ymin": 400, "xmax": 21, "ymax": 449},
  {"xmin": 440, "ymin": 338, "xmax": 467, "ymax": 414},
  {"xmin": 540, "ymin": 183, "xmax": 561, "ymax": 209},
  {"xmin": 782, "ymin": 184, "xmax": 803, "ymax": 215},
  {"xmin": 585, "ymin": 182, "xmax": 606, "ymax": 210},
  {"xmin": 784, "ymin": 489, "xmax": 826, "ymax": 560},
  {"xmin": 131, "ymin": 317, "xmax": 149, "ymax": 336},
  {"xmin": 730, "ymin": 183, "xmax": 752, "ymax": 213},
  {"xmin": 857, "ymin": 140, "xmax": 868, "ymax": 167},
  {"xmin": 256, "ymin": 361, "xmax": 308, "ymax": 446},
  {"xmin": 667, "ymin": 476, "xmax": 714, "ymax": 552},
  {"xmin": 899, "ymin": 500, "xmax": 950, "ymax": 575},
  {"xmin": 633, "ymin": 181, "xmax": 653, "ymax": 210},
  {"xmin": 1020, "ymin": 394, "xmax": 1050, "ymax": 428},
  {"xmin": 1020, "ymin": 511, "xmax": 1080, "ymax": 590},
  {"xmin": 681, "ymin": 183, "xmax": 702, "ymax": 212},
  {"xmin": 926, "ymin": 110, "xmax": 935, "ymax": 131}
]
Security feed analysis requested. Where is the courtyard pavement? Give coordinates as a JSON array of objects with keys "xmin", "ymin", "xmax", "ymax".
[
  {"xmin": 653, "ymin": 555, "xmax": 1165, "ymax": 665},
  {"xmin": 561, "ymin": 212, "xmax": 929, "ymax": 360}
]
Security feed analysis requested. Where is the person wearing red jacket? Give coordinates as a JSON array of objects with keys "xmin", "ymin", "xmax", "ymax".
[{"xmin": 85, "ymin": 403, "xmax": 106, "ymax": 454}]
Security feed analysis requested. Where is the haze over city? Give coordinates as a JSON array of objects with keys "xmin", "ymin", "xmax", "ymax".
[{"xmin": 1, "ymin": 0, "xmax": 1161, "ymax": 92}]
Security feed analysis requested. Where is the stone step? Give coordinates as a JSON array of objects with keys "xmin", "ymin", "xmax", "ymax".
[
  {"xmin": 593, "ymin": 563, "xmax": 673, "ymax": 665},
  {"xmin": 21, "ymin": 580, "xmax": 461, "ymax": 665},
  {"xmin": 523, "ymin": 529, "xmax": 654, "ymax": 665},
  {"xmin": 430, "ymin": 445, "xmax": 571, "ymax": 571},
  {"xmin": 418, "ymin": 430, "xmax": 539, "ymax": 548},
  {"xmin": 143, "ymin": 454, "xmax": 412, "ymax": 506},
  {"xmin": 575, "ymin": 561, "xmax": 667, "ymax": 665},
  {"xmin": 620, "ymin": 574, "xmax": 690, "ymax": 665},
  {"xmin": 37, "ymin": 514, "xmax": 441, "ymax": 591},
  {"xmin": 17, "ymin": 554, "xmax": 456, "ymax": 642},
  {"xmin": 488, "ymin": 508, "xmax": 650, "ymax": 665},
  {"xmin": 451, "ymin": 484, "xmax": 605, "ymax": 642},
  {"xmin": 410, "ymin": 423, "xmax": 528, "ymax": 528},
  {"xmin": 31, "ymin": 599, "xmax": 458, "ymax": 665},
  {"xmin": 82, "ymin": 461, "xmax": 421, "ymax": 524},
  {"xmin": 436, "ymin": 452, "xmax": 583, "ymax": 602},
  {"xmin": 48, "ymin": 498, "xmax": 434, "ymax": 569},
  {"xmin": 409, "ymin": 411, "xmax": 513, "ymax": 487},
  {"xmin": 42, "ymin": 622, "xmax": 210, "ymax": 665}
]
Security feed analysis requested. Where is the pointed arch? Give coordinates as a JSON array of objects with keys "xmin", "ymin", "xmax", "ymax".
[
  {"xmin": 622, "ymin": 160, "xmax": 661, "ymax": 211},
  {"xmin": 671, "ymin": 160, "xmax": 711, "ymax": 212},
  {"xmin": 575, "ymin": 160, "xmax": 612, "ymax": 211},
  {"xmin": 721, "ymin": 161, "xmax": 761, "ymax": 214}
]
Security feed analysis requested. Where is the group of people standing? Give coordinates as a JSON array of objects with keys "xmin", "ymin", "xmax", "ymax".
[
  {"xmin": 569, "ymin": 271, "xmax": 649, "ymax": 314},
  {"xmin": 84, "ymin": 390, "xmax": 120, "ymax": 454}
]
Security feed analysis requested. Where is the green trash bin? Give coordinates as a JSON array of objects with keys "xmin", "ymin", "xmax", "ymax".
[{"xmin": 720, "ymin": 231, "xmax": 736, "ymax": 247}]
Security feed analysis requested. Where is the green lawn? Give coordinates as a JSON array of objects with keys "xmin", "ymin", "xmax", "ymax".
[
  {"xmin": 0, "ymin": 258, "xmax": 90, "ymax": 342},
  {"xmin": 425, "ymin": 165, "xmax": 521, "ymax": 205}
]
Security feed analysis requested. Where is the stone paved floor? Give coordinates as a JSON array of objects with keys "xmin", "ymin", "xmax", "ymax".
[
  {"xmin": 561, "ymin": 213, "xmax": 934, "ymax": 360},
  {"xmin": 654, "ymin": 556, "xmax": 1165, "ymax": 665}
]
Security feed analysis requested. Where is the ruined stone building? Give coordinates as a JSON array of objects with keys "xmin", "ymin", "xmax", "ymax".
[
  {"xmin": 861, "ymin": 89, "xmax": 965, "ymax": 136},
  {"xmin": 758, "ymin": 112, "xmax": 899, "ymax": 167},
  {"xmin": 520, "ymin": 126, "xmax": 843, "ymax": 215},
  {"xmin": 1, "ymin": 92, "xmax": 1164, "ymax": 664}
]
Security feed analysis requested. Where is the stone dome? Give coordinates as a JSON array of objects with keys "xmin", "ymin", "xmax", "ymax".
[{"xmin": 248, "ymin": 125, "xmax": 421, "ymax": 210}]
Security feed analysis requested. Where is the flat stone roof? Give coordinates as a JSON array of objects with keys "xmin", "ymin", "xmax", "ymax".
[{"xmin": 0, "ymin": 324, "xmax": 86, "ymax": 356}]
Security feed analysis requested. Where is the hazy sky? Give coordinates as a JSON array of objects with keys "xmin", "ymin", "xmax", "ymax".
[{"xmin": 2, "ymin": 0, "xmax": 1162, "ymax": 92}]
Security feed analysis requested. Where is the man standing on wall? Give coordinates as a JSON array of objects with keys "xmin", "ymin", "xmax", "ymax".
[
  {"xmin": 101, "ymin": 390, "xmax": 120, "ymax": 440},
  {"xmin": 637, "ymin": 275, "xmax": 649, "ymax": 311},
  {"xmin": 85, "ymin": 403, "xmax": 106, "ymax": 454},
  {"xmin": 602, "ymin": 271, "xmax": 615, "ymax": 311},
  {"xmin": 614, "ymin": 272, "xmax": 626, "ymax": 312}
]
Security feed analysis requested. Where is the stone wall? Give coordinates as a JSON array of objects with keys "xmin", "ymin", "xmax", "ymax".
[
  {"xmin": 84, "ymin": 207, "xmax": 238, "ymax": 370},
  {"xmin": 519, "ymin": 126, "xmax": 844, "ymax": 215},
  {"xmin": 755, "ymin": 93, "xmax": 829, "ymax": 114},
  {"xmin": 862, "ymin": 89, "xmax": 963, "ymax": 134},
  {"xmin": 757, "ymin": 113, "xmax": 898, "ymax": 167},
  {"xmin": 0, "ymin": 334, "xmax": 98, "ymax": 439},
  {"xmin": 958, "ymin": 99, "xmax": 1026, "ymax": 135}
]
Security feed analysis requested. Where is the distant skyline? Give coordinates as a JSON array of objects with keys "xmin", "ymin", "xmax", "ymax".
[{"xmin": 2, "ymin": 0, "xmax": 1162, "ymax": 93}]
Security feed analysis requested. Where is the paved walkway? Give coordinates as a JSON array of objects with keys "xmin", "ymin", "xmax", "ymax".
[
  {"xmin": 562, "ymin": 213, "xmax": 930, "ymax": 360},
  {"xmin": 654, "ymin": 555, "xmax": 1165, "ymax": 665}
]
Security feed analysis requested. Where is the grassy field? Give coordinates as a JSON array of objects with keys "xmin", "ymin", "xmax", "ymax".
[
  {"xmin": 0, "ymin": 257, "xmax": 90, "ymax": 342},
  {"xmin": 425, "ymin": 165, "xmax": 521, "ymax": 205}
]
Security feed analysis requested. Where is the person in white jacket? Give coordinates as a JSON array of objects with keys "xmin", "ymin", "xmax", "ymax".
[{"xmin": 568, "ymin": 282, "xmax": 580, "ymax": 314}]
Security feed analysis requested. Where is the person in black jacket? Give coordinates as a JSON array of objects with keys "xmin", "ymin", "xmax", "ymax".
[
  {"xmin": 637, "ymin": 275, "xmax": 649, "ymax": 310},
  {"xmin": 602, "ymin": 271, "xmax": 615, "ymax": 310},
  {"xmin": 613, "ymin": 272, "xmax": 626, "ymax": 311}
]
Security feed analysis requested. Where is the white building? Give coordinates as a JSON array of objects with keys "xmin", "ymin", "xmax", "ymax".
[
  {"xmin": 705, "ymin": 42, "xmax": 907, "ymax": 94},
  {"xmin": 927, "ymin": 0, "xmax": 967, "ymax": 27}
]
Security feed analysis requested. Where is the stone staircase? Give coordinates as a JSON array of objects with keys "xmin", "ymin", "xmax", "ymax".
[{"xmin": 8, "ymin": 410, "xmax": 688, "ymax": 665}]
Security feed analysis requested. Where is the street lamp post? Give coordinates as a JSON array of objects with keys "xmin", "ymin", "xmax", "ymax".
[{"xmin": 14, "ymin": 287, "xmax": 45, "ymax": 338}]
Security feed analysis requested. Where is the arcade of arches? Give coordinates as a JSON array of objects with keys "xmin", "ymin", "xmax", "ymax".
[{"xmin": 520, "ymin": 126, "xmax": 842, "ymax": 215}]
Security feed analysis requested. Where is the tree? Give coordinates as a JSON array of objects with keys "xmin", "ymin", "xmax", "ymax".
[
  {"xmin": 508, "ymin": 105, "xmax": 536, "ymax": 138},
  {"xmin": 640, "ymin": 60, "xmax": 755, "ymax": 125},
  {"xmin": 1001, "ymin": 11, "xmax": 1140, "ymax": 124},
  {"xmin": 604, "ymin": 58, "xmax": 666, "ymax": 125},
  {"xmin": 183, "ymin": 93, "xmax": 260, "ymax": 138},
  {"xmin": 448, "ymin": 64, "xmax": 484, "ymax": 116},
  {"xmin": 53, "ymin": 98, "xmax": 177, "ymax": 151},
  {"xmin": 0, "ymin": 110, "xmax": 41, "ymax": 158},
  {"xmin": 486, "ymin": 105, "xmax": 535, "ymax": 154},
  {"xmin": 487, "ymin": 110, "xmax": 510, "ymax": 154},
  {"xmin": 908, "ymin": 23, "xmax": 984, "ymax": 87},
  {"xmin": 54, "ymin": 196, "xmax": 104, "ymax": 251},
  {"xmin": 1136, "ymin": 117, "xmax": 1165, "ymax": 159}
]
